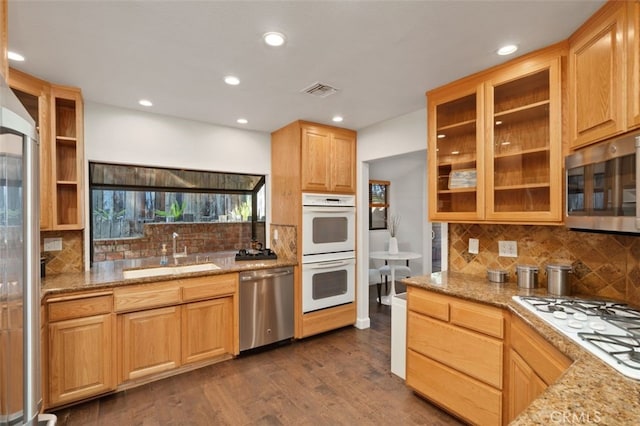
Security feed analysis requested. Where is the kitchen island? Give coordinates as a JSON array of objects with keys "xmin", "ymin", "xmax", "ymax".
[{"xmin": 403, "ymin": 271, "xmax": 640, "ymax": 425}]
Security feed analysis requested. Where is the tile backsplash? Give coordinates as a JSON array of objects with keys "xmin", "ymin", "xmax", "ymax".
[
  {"xmin": 449, "ymin": 223, "xmax": 640, "ymax": 306},
  {"xmin": 41, "ymin": 230, "xmax": 84, "ymax": 274}
]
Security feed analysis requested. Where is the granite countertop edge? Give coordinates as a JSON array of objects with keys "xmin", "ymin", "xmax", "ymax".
[
  {"xmin": 403, "ymin": 271, "xmax": 640, "ymax": 425},
  {"xmin": 41, "ymin": 252, "xmax": 298, "ymax": 297}
]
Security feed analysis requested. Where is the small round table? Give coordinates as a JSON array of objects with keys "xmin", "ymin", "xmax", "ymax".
[{"xmin": 370, "ymin": 251, "xmax": 422, "ymax": 305}]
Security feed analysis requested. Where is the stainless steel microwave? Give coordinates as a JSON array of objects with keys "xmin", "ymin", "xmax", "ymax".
[{"xmin": 565, "ymin": 133, "xmax": 640, "ymax": 233}]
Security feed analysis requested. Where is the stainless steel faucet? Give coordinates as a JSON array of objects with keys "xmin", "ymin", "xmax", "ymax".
[{"xmin": 172, "ymin": 232, "xmax": 187, "ymax": 262}]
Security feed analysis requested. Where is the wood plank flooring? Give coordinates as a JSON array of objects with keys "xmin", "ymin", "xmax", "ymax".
[{"xmin": 50, "ymin": 286, "xmax": 463, "ymax": 426}]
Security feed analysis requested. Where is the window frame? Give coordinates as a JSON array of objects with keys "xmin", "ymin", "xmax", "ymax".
[{"xmin": 369, "ymin": 180, "xmax": 390, "ymax": 230}]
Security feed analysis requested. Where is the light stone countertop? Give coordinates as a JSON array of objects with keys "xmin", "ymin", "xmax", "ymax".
[
  {"xmin": 403, "ymin": 271, "xmax": 640, "ymax": 425},
  {"xmin": 41, "ymin": 251, "xmax": 297, "ymax": 296}
]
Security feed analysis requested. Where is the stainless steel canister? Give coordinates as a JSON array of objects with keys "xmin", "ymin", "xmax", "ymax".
[
  {"xmin": 516, "ymin": 264, "xmax": 539, "ymax": 289},
  {"xmin": 546, "ymin": 264, "xmax": 572, "ymax": 296},
  {"xmin": 487, "ymin": 269, "xmax": 508, "ymax": 283}
]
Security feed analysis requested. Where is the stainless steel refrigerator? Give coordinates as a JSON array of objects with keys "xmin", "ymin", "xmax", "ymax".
[{"xmin": 0, "ymin": 78, "xmax": 42, "ymax": 425}]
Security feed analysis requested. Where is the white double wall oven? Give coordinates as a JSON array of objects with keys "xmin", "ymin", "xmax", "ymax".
[{"xmin": 301, "ymin": 193, "xmax": 356, "ymax": 313}]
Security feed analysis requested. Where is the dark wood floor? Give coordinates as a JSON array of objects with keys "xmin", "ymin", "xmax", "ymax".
[{"xmin": 50, "ymin": 286, "xmax": 463, "ymax": 426}]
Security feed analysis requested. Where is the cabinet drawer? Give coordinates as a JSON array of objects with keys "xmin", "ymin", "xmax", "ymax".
[
  {"xmin": 511, "ymin": 316, "xmax": 572, "ymax": 385},
  {"xmin": 407, "ymin": 287, "xmax": 449, "ymax": 321},
  {"xmin": 48, "ymin": 294, "xmax": 113, "ymax": 322},
  {"xmin": 114, "ymin": 281, "xmax": 181, "ymax": 312},
  {"xmin": 408, "ymin": 312, "xmax": 503, "ymax": 389},
  {"xmin": 181, "ymin": 273, "xmax": 237, "ymax": 302},
  {"xmin": 407, "ymin": 349, "xmax": 502, "ymax": 426},
  {"xmin": 450, "ymin": 297, "xmax": 505, "ymax": 339}
]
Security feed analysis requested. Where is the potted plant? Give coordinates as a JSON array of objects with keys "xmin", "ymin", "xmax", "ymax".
[{"xmin": 388, "ymin": 214, "xmax": 400, "ymax": 254}]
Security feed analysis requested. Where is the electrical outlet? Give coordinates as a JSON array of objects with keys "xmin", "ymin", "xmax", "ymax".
[
  {"xmin": 273, "ymin": 229, "xmax": 278, "ymax": 241},
  {"xmin": 468, "ymin": 238, "xmax": 479, "ymax": 254},
  {"xmin": 44, "ymin": 237, "xmax": 62, "ymax": 252},
  {"xmin": 498, "ymin": 240, "xmax": 517, "ymax": 258}
]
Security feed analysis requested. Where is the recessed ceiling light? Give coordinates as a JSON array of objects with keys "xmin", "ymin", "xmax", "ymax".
[
  {"xmin": 263, "ymin": 32, "xmax": 286, "ymax": 47},
  {"xmin": 8, "ymin": 51, "xmax": 25, "ymax": 61},
  {"xmin": 237, "ymin": 118, "xmax": 248, "ymax": 124},
  {"xmin": 437, "ymin": 134, "xmax": 446, "ymax": 139},
  {"xmin": 451, "ymin": 151, "xmax": 460, "ymax": 155},
  {"xmin": 224, "ymin": 75, "xmax": 240, "ymax": 86},
  {"xmin": 138, "ymin": 99, "xmax": 153, "ymax": 107},
  {"xmin": 497, "ymin": 44, "xmax": 518, "ymax": 56},
  {"xmin": 495, "ymin": 120, "xmax": 503, "ymax": 125},
  {"xmin": 332, "ymin": 116, "xmax": 344, "ymax": 123}
]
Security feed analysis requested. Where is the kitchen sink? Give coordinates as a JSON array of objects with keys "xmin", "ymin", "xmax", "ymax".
[{"xmin": 122, "ymin": 262, "xmax": 221, "ymax": 279}]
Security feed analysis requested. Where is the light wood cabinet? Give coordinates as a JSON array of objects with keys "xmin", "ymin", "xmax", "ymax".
[
  {"xmin": 627, "ymin": 1, "xmax": 640, "ymax": 129},
  {"xmin": 8, "ymin": 69, "xmax": 53, "ymax": 230},
  {"xmin": 119, "ymin": 306, "xmax": 181, "ymax": 381},
  {"xmin": 271, "ymin": 120, "xmax": 357, "ymax": 338},
  {"xmin": 568, "ymin": 1, "xmax": 626, "ymax": 148},
  {"xmin": 507, "ymin": 314, "xmax": 572, "ymax": 422},
  {"xmin": 47, "ymin": 292, "xmax": 115, "ymax": 407},
  {"xmin": 182, "ymin": 297, "xmax": 233, "ymax": 364},
  {"xmin": 50, "ymin": 85, "xmax": 84, "ymax": 229},
  {"xmin": 300, "ymin": 123, "xmax": 357, "ymax": 193},
  {"xmin": 406, "ymin": 286, "xmax": 505, "ymax": 425},
  {"xmin": 428, "ymin": 44, "xmax": 565, "ymax": 224},
  {"xmin": 7, "ymin": 69, "xmax": 85, "ymax": 230}
]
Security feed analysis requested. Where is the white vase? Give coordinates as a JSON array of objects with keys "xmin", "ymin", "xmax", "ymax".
[{"xmin": 388, "ymin": 236, "xmax": 399, "ymax": 254}]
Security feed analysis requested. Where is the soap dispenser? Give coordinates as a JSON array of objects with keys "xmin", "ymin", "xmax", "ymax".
[{"xmin": 160, "ymin": 243, "xmax": 168, "ymax": 265}]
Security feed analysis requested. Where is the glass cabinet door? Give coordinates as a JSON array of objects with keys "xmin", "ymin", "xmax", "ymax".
[
  {"xmin": 428, "ymin": 85, "xmax": 483, "ymax": 220},
  {"xmin": 485, "ymin": 58, "xmax": 562, "ymax": 222}
]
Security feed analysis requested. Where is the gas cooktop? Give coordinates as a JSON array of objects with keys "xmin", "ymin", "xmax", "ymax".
[
  {"xmin": 235, "ymin": 248, "xmax": 277, "ymax": 261},
  {"xmin": 513, "ymin": 295, "xmax": 640, "ymax": 380}
]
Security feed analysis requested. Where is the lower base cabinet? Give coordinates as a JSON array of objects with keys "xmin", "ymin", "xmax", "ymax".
[
  {"xmin": 407, "ymin": 348, "xmax": 502, "ymax": 425},
  {"xmin": 182, "ymin": 297, "xmax": 233, "ymax": 364},
  {"xmin": 406, "ymin": 287, "xmax": 505, "ymax": 425},
  {"xmin": 507, "ymin": 315, "xmax": 572, "ymax": 422},
  {"xmin": 406, "ymin": 286, "xmax": 573, "ymax": 425},
  {"xmin": 119, "ymin": 306, "xmax": 181, "ymax": 381},
  {"xmin": 49, "ymin": 313, "xmax": 115, "ymax": 406},
  {"xmin": 45, "ymin": 273, "xmax": 239, "ymax": 409}
]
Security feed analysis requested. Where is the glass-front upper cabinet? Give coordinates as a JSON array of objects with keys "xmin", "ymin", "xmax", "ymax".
[
  {"xmin": 484, "ymin": 56, "xmax": 563, "ymax": 223},
  {"xmin": 428, "ymin": 82, "xmax": 484, "ymax": 221}
]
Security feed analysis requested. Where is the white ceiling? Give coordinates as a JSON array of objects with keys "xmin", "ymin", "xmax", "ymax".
[{"xmin": 8, "ymin": 0, "xmax": 605, "ymax": 133}]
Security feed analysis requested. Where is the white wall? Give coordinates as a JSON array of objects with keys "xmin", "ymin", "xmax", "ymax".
[
  {"xmin": 357, "ymin": 108, "xmax": 426, "ymax": 163},
  {"xmin": 355, "ymin": 107, "xmax": 430, "ymax": 330},
  {"xmin": 83, "ymin": 102, "xmax": 271, "ymax": 268},
  {"xmin": 85, "ymin": 102, "xmax": 270, "ymax": 173}
]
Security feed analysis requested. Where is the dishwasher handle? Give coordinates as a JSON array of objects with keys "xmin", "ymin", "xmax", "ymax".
[{"xmin": 239, "ymin": 269, "xmax": 293, "ymax": 282}]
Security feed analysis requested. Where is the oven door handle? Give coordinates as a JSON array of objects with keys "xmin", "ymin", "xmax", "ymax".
[
  {"xmin": 307, "ymin": 260, "xmax": 353, "ymax": 269},
  {"xmin": 303, "ymin": 207, "xmax": 355, "ymax": 214}
]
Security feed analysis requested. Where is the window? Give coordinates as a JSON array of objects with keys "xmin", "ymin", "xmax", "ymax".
[
  {"xmin": 369, "ymin": 180, "xmax": 389, "ymax": 230},
  {"xmin": 89, "ymin": 162, "xmax": 266, "ymax": 260}
]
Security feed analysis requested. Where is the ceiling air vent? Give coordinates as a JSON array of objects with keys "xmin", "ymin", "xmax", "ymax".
[{"xmin": 301, "ymin": 82, "xmax": 339, "ymax": 98}]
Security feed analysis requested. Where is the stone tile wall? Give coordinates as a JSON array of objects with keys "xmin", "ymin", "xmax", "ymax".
[
  {"xmin": 41, "ymin": 230, "xmax": 84, "ymax": 275},
  {"xmin": 270, "ymin": 224, "xmax": 297, "ymax": 262},
  {"xmin": 448, "ymin": 223, "xmax": 640, "ymax": 306}
]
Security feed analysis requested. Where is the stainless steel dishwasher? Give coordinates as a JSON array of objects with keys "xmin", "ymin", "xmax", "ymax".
[{"xmin": 239, "ymin": 267, "xmax": 294, "ymax": 351}]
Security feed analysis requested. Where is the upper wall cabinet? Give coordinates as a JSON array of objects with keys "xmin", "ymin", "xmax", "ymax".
[
  {"xmin": 50, "ymin": 85, "xmax": 84, "ymax": 230},
  {"xmin": 428, "ymin": 44, "xmax": 565, "ymax": 224},
  {"xmin": 300, "ymin": 124, "xmax": 356, "ymax": 194},
  {"xmin": 568, "ymin": 1, "xmax": 626, "ymax": 149},
  {"xmin": 485, "ymin": 56, "xmax": 563, "ymax": 222},
  {"xmin": 8, "ymin": 69, "xmax": 53, "ymax": 230},
  {"xmin": 568, "ymin": 1, "xmax": 640, "ymax": 149},
  {"xmin": 428, "ymin": 81, "xmax": 484, "ymax": 221},
  {"xmin": 8, "ymin": 68, "xmax": 85, "ymax": 230}
]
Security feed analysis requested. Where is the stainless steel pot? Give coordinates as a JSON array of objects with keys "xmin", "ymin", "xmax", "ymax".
[
  {"xmin": 516, "ymin": 264, "xmax": 539, "ymax": 289},
  {"xmin": 546, "ymin": 264, "xmax": 572, "ymax": 296}
]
